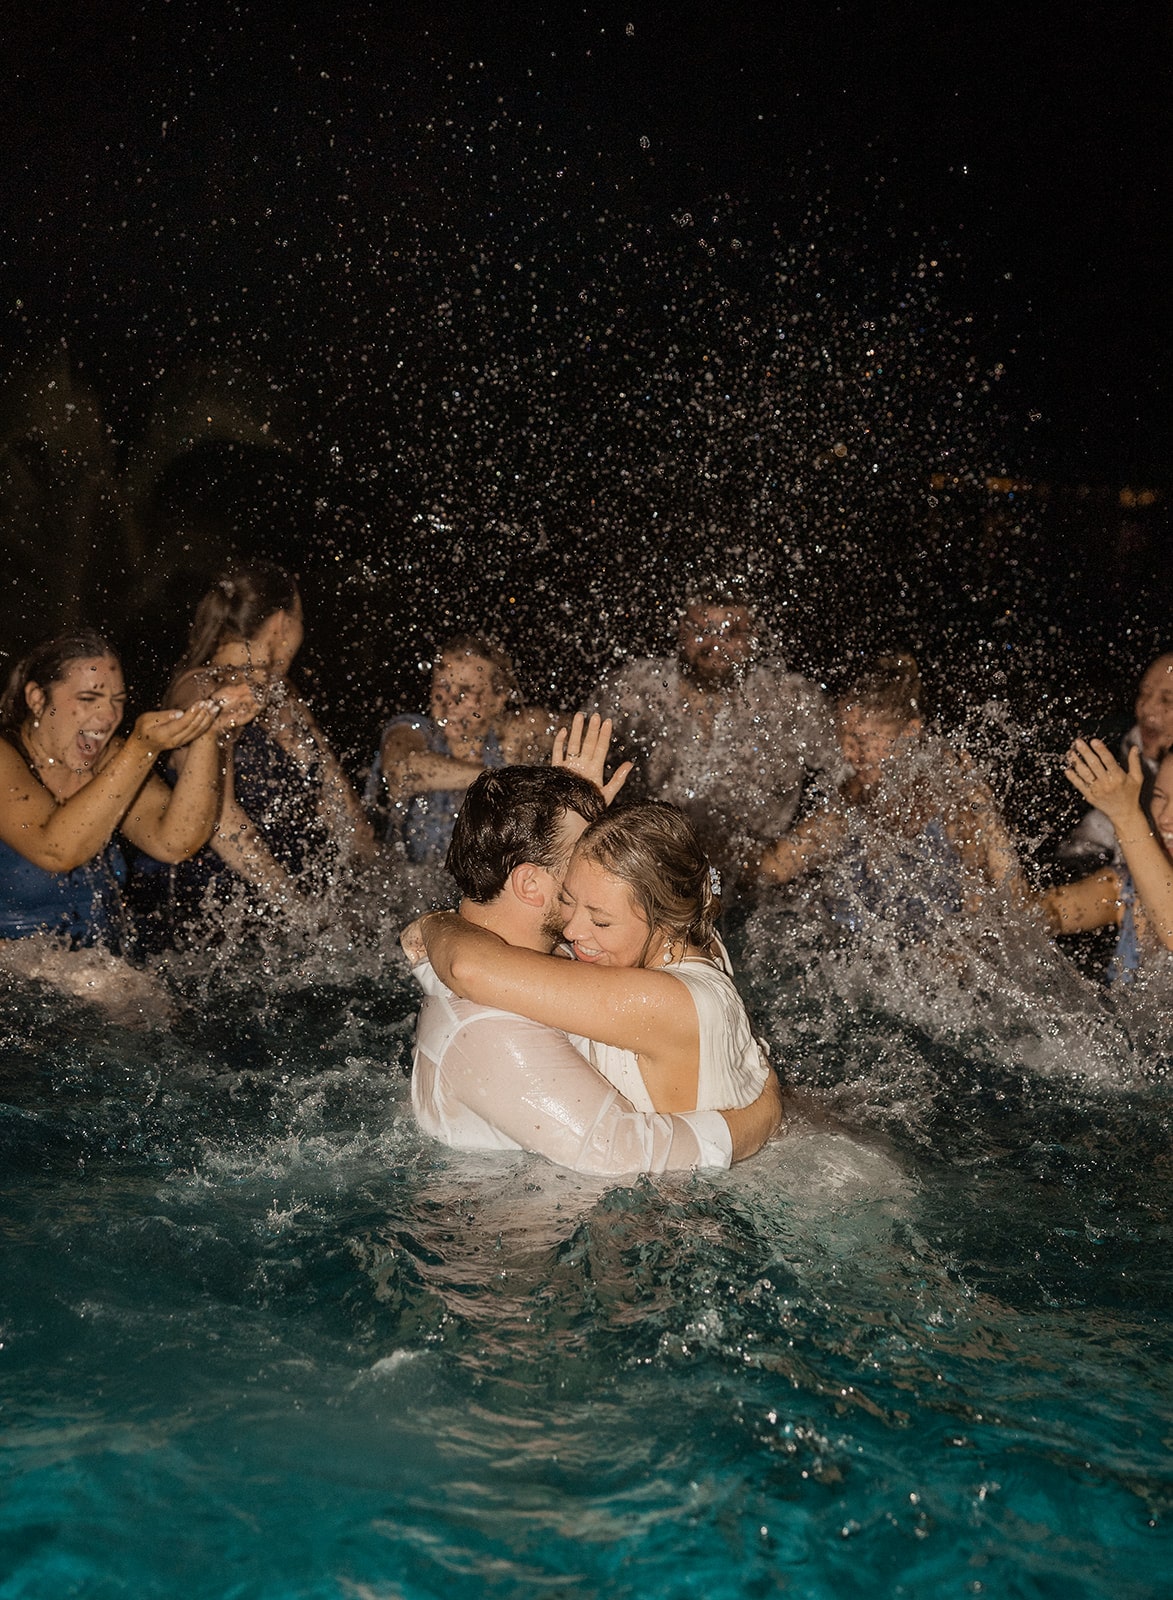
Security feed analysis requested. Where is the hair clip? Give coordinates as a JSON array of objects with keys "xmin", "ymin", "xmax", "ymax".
[{"xmin": 708, "ymin": 865, "xmax": 722, "ymax": 898}]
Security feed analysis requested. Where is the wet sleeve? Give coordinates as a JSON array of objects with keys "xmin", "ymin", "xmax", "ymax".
[
  {"xmin": 411, "ymin": 958, "xmax": 446, "ymax": 998},
  {"xmin": 444, "ymin": 1014, "xmax": 732, "ymax": 1175}
]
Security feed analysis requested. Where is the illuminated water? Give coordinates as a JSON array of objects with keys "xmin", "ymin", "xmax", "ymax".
[
  {"xmin": 3, "ymin": 13, "xmax": 1169, "ymax": 1591},
  {"xmin": 2, "ymin": 895, "xmax": 1169, "ymax": 1600}
]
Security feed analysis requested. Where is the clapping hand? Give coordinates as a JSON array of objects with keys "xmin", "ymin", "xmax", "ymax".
[{"xmin": 553, "ymin": 712, "xmax": 633, "ymax": 804}]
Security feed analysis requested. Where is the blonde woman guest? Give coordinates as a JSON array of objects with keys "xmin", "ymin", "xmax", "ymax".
[{"xmin": 367, "ymin": 634, "xmax": 555, "ymax": 865}]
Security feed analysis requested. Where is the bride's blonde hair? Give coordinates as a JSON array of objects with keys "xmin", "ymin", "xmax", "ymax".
[{"xmin": 574, "ymin": 801, "xmax": 720, "ymax": 965}]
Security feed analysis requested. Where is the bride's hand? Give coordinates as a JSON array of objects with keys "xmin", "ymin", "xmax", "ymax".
[{"xmin": 553, "ymin": 712, "xmax": 633, "ymax": 804}]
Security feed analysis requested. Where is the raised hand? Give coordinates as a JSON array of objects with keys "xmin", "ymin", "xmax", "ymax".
[
  {"xmin": 1063, "ymin": 738, "xmax": 1144, "ymax": 826},
  {"xmin": 553, "ymin": 711, "xmax": 633, "ymax": 804}
]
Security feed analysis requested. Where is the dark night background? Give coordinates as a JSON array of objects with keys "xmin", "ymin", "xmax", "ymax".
[{"xmin": 2, "ymin": 1, "xmax": 1171, "ymax": 850}]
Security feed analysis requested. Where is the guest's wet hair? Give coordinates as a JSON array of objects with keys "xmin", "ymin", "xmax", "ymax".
[
  {"xmin": 1, "ymin": 630, "xmax": 120, "ymax": 735},
  {"xmin": 447, "ymin": 765, "xmax": 606, "ymax": 903},
  {"xmin": 175, "ymin": 560, "xmax": 300, "ymax": 677},
  {"xmin": 839, "ymin": 653, "xmax": 923, "ymax": 725},
  {"xmin": 435, "ymin": 634, "xmax": 519, "ymax": 703},
  {"xmin": 573, "ymin": 801, "xmax": 720, "ymax": 964}
]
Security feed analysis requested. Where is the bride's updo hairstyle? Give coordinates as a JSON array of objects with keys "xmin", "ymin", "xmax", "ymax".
[
  {"xmin": 573, "ymin": 801, "xmax": 720, "ymax": 966},
  {"xmin": 175, "ymin": 560, "xmax": 300, "ymax": 678}
]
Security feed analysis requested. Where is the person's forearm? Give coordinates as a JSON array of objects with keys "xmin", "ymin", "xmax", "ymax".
[
  {"xmin": 635, "ymin": 1054, "xmax": 700, "ymax": 1115},
  {"xmin": 757, "ymin": 836, "xmax": 812, "ymax": 885},
  {"xmin": 953, "ymin": 807, "xmax": 1028, "ymax": 905},
  {"xmin": 757, "ymin": 813, "xmax": 841, "ymax": 885},
  {"xmin": 14, "ymin": 737, "xmax": 158, "ymax": 871},
  {"xmin": 386, "ymin": 750, "xmax": 485, "ymax": 796},
  {"xmin": 141, "ymin": 731, "xmax": 223, "ymax": 861},
  {"xmin": 193, "ymin": 758, "xmax": 299, "ymax": 906},
  {"xmin": 442, "ymin": 1024, "xmax": 734, "ymax": 1173},
  {"xmin": 315, "ymin": 748, "xmax": 376, "ymax": 853},
  {"xmin": 423, "ymin": 912, "xmax": 504, "ymax": 994},
  {"xmin": 720, "ymin": 1070, "xmax": 783, "ymax": 1160},
  {"xmin": 210, "ymin": 802, "xmax": 299, "ymax": 904},
  {"xmin": 1041, "ymin": 869, "xmax": 1120, "ymax": 935},
  {"xmin": 1064, "ymin": 735, "xmax": 1170, "ymax": 935},
  {"xmin": 1115, "ymin": 816, "xmax": 1173, "ymax": 948}
]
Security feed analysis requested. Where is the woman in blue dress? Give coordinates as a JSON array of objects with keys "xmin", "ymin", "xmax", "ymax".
[
  {"xmin": 367, "ymin": 634, "xmax": 554, "ymax": 866},
  {"xmin": 0, "ymin": 630, "xmax": 250, "ymax": 1013}
]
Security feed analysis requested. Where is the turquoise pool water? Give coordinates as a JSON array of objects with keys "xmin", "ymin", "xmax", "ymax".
[{"xmin": 1, "ymin": 906, "xmax": 1169, "ymax": 1599}]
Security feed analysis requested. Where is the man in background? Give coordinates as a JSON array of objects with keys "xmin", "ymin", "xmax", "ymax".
[{"xmin": 591, "ymin": 588, "xmax": 837, "ymax": 893}]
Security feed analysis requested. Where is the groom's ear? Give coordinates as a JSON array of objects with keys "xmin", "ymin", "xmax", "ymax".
[{"xmin": 508, "ymin": 861, "xmax": 549, "ymax": 908}]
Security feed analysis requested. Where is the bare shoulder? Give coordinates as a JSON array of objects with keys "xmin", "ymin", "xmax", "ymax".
[
  {"xmin": 381, "ymin": 718, "xmax": 430, "ymax": 759},
  {"xmin": 0, "ymin": 733, "xmax": 34, "ymax": 788},
  {"xmin": 0, "ymin": 734, "xmax": 54, "ymax": 834},
  {"xmin": 167, "ymin": 669, "xmax": 207, "ymax": 712}
]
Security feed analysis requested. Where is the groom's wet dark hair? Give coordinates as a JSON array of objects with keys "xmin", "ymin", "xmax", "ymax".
[{"xmin": 446, "ymin": 766, "xmax": 606, "ymax": 903}]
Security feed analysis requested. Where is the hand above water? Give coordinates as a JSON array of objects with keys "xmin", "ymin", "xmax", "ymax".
[
  {"xmin": 1064, "ymin": 739, "xmax": 1145, "ymax": 832},
  {"xmin": 180, "ymin": 667, "xmax": 265, "ymax": 735},
  {"xmin": 553, "ymin": 712, "xmax": 633, "ymax": 804}
]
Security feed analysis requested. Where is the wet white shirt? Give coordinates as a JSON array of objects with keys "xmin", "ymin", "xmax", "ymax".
[
  {"xmin": 578, "ymin": 941, "xmax": 770, "ymax": 1114},
  {"xmin": 409, "ymin": 959, "xmax": 733, "ymax": 1175}
]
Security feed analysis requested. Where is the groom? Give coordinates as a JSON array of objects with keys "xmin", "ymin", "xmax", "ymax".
[{"xmin": 401, "ymin": 760, "xmax": 782, "ymax": 1175}]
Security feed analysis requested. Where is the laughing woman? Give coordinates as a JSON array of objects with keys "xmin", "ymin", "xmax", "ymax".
[
  {"xmin": 0, "ymin": 631, "xmax": 248, "ymax": 1013},
  {"xmin": 1043, "ymin": 739, "xmax": 1173, "ymax": 982}
]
